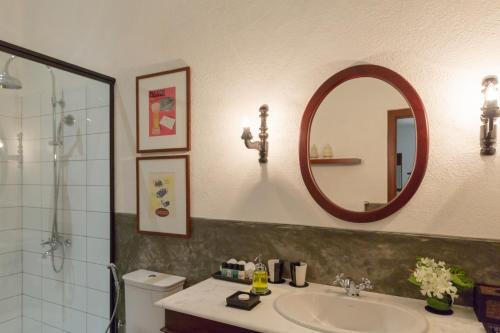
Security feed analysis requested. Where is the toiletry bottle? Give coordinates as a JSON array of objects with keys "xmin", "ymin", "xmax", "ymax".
[
  {"xmin": 221, "ymin": 262, "xmax": 228, "ymax": 276},
  {"xmin": 226, "ymin": 264, "xmax": 233, "ymax": 278},
  {"xmin": 232, "ymin": 264, "xmax": 239, "ymax": 279},
  {"xmin": 251, "ymin": 255, "xmax": 269, "ymax": 295},
  {"xmin": 238, "ymin": 264, "xmax": 246, "ymax": 280}
]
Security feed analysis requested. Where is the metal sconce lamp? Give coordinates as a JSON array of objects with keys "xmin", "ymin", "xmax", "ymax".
[
  {"xmin": 241, "ymin": 104, "xmax": 269, "ymax": 163},
  {"xmin": 480, "ymin": 76, "xmax": 500, "ymax": 155}
]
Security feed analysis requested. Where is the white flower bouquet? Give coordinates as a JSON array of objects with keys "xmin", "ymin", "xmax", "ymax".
[{"xmin": 409, "ymin": 257, "xmax": 473, "ymax": 313}]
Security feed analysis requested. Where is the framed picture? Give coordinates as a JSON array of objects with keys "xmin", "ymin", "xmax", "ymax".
[
  {"xmin": 136, "ymin": 155, "xmax": 191, "ymax": 237},
  {"xmin": 136, "ymin": 67, "xmax": 190, "ymax": 153}
]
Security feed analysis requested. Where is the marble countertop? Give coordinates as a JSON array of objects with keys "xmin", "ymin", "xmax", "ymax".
[{"xmin": 155, "ymin": 278, "xmax": 485, "ymax": 333}]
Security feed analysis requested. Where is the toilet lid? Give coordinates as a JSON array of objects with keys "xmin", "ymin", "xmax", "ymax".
[{"xmin": 123, "ymin": 269, "xmax": 186, "ymax": 292}]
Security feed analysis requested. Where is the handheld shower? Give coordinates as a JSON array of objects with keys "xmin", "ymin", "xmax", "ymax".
[{"xmin": 106, "ymin": 263, "xmax": 121, "ymax": 333}]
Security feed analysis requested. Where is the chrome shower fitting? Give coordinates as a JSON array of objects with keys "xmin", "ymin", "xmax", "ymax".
[
  {"xmin": 0, "ymin": 55, "xmax": 22, "ymax": 89},
  {"xmin": 41, "ymin": 236, "xmax": 72, "ymax": 258}
]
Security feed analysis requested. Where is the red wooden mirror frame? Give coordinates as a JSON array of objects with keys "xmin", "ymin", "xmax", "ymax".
[{"xmin": 299, "ymin": 64, "xmax": 429, "ymax": 223}]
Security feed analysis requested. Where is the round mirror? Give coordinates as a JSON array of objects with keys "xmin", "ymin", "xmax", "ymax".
[{"xmin": 299, "ymin": 65, "xmax": 428, "ymax": 222}]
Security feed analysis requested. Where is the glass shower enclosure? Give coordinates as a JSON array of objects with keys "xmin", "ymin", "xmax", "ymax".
[{"xmin": 0, "ymin": 41, "xmax": 115, "ymax": 333}]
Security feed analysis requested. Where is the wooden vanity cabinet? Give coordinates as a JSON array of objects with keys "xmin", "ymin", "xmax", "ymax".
[{"xmin": 162, "ymin": 309, "xmax": 260, "ymax": 333}]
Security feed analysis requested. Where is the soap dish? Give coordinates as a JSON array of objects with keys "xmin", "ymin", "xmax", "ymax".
[{"xmin": 226, "ymin": 291, "xmax": 260, "ymax": 311}]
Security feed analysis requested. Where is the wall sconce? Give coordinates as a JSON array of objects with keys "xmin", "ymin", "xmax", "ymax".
[
  {"xmin": 481, "ymin": 76, "xmax": 500, "ymax": 155},
  {"xmin": 241, "ymin": 104, "xmax": 269, "ymax": 163}
]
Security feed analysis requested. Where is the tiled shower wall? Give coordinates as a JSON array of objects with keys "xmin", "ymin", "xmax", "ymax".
[
  {"xmin": 0, "ymin": 93, "xmax": 22, "ymax": 331},
  {"xmin": 20, "ymin": 78, "xmax": 111, "ymax": 333}
]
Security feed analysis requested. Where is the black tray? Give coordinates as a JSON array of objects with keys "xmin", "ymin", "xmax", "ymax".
[
  {"xmin": 213, "ymin": 271, "xmax": 252, "ymax": 285},
  {"xmin": 226, "ymin": 291, "xmax": 260, "ymax": 311}
]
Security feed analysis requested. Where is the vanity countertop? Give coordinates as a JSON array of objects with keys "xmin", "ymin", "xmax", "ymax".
[{"xmin": 155, "ymin": 278, "xmax": 485, "ymax": 333}]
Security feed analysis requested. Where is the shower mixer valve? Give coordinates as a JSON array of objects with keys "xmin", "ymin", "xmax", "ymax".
[{"xmin": 41, "ymin": 235, "xmax": 72, "ymax": 258}]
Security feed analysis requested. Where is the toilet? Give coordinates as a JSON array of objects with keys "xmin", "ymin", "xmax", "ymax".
[{"xmin": 123, "ymin": 269, "xmax": 186, "ymax": 333}]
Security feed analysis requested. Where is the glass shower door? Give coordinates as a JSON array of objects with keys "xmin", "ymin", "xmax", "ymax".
[{"xmin": 0, "ymin": 44, "xmax": 114, "ymax": 333}]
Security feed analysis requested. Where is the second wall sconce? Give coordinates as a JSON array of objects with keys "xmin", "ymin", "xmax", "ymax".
[
  {"xmin": 241, "ymin": 104, "xmax": 269, "ymax": 163},
  {"xmin": 481, "ymin": 76, "xmax": 499, "ymax": 155}
]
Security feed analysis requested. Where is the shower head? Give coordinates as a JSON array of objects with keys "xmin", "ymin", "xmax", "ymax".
[
  {"xmin": 63, "ymin": 114, "xmax": 75, "ymax": 126},
  {"xmin": 0, "ymin": 56, "xmax": 22, "ymax": 90}
]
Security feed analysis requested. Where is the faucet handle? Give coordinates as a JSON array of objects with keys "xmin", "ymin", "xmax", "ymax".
[
  {"xmin": 359, "ymin": 277, "xmax": 373, "ymax": 290},
  {"xmin": 333, "ymin": 273, "xmax": 345, "ymax": 286}
]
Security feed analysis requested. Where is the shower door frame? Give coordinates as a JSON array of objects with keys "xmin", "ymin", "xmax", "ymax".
[{"xmin": 0, "ymin": 40, "xmax": 117, "ymax": 332}]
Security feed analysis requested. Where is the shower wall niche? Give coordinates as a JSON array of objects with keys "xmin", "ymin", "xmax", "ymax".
[{"xmin": 0, "ymin": 45, "xmax": 115, "ymax": 333}]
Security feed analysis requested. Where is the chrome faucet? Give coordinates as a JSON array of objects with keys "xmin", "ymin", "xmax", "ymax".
[
  {"xmin": 41, "ymin": 236, "xmax": 71, "ymax": 258},
  {"xmin": 333, "ymin": 273, "xmax": 373, "ymax": 296}
]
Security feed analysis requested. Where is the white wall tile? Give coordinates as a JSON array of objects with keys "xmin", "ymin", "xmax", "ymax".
[
  {"xmin": 0, "ymin": 295, "xmax": 21, "ymax": 323},
  {"xmin": 22, "ymin": 116, "xmax": 40, "ymax": 140},
  {"xmin": 23, "ymin": 139, "xmax": 41, "ymax": 162},
  {"xmin": 62, "ymin": 135, "xmax": 86, "ymax": 161},
  {"xmin": 23, "ymin": 273, "xmax": 41, "ymax": 298},
  {"xmin": 86, "ymin": 263, "xmax": 109, "ymax": 293},
  {"xmin": 61, "ymin": 186, "xmax": 86, "ymax": 211},
  {"xmin": 22, "ymin": 295, "xmax": 41, "ymax": 321},
  {"xmin": 0, "ymin": 139, "xmax": 20, "ymax": 162},
  {"xmin": 86, "ymin": 83, "xmax": 109, "ymax": 109},
  {"xmin": 0, "ymin": 230, "xmax": 21, "ymax": 254},
  {"xmin": 86, "ymin": 238, "xmax": 109, "ymax": 265},
  {"xmin": 63, "ymin": 307, "xmax": 86, "ymax": 333},
  {"xmin": 42, "ymin": 301, "xmax": 63, "ymax": 329},
  {"xmin": 86, "ymin": 159, "xmax": 109, "ymax": 186},
  {"xmin": 40, "ymin": 163, "xmax": 54, "ymax": 185},
  {"xmin": 86, "ymin": 288, "xmax": 109, "ymax": 318},
  {"xmin": 23, "ymin": 207, "xmax": 42, "ymax": 230},
  {"xmin": 23, "ymin": 229, "xmax": 41, "ymax": 252},
  {"xmin": 63, "ymin": 283, "xmax": 86, "ymax": 311},
  {"xmin": 23, "ymin": 316, "xmax": 41, "ymax": 333},
  {"xmin": 86, "ymin": 212, "xmax": 109, "ymax": 239},
  {"xmin": 41, "ymin": 257, "xmax": 63, "ymax": 282},
  {"xmin": 0, "ymin": 185, "xmax": 21, "ymax": 207},
  {"xmin": 64, "ymin": 161, "xmax": 86, "ymax": 186},
  {"xmin": 0, "ymin": 161, "xmax": 21, "ymax": 185},
  {"xmin": 0, "ymin": 316, "xmax": 22, "ymax": 333},
  {"xmin": 23, "ymin": 162, "xmax": 41, "ymax": 185},
  {"xmin": 0, "ymin": 252, "xmax": 22, "ymax": 277},
  {"xmin": 64, "ymin": 88, "xmax": 86, "ymax": 112},
  {"xmin": 86, "ymin": 186, "xmax": 109, "ymax": 212},
  {"xmin": 64, "ymin": 234, "xmax": 86, "ymax": 261},
  {"xmin": 63, "ymin": 259, "xmax": 86, "ymax": 287},
  {"xmin": 86, "ymin": 107, "xmax": 109, "ymax": 135},
  {"xmin": 62, "ymin": 210, "xmax": 86, "ymax": 236},
  {"xmin": 23, "ymin": 185, "xmax": 41, "ymax": 207},
  {"xmin": 0, "ymin": 115, "xmax": 21, "ymax": 139},
  {"xmin": 86, "ymin": 313, "xmax": 107, "ymax": 333},
  {"xmin": 0, "ymin": 274, "xmax": 22, "ymax": 299},
  {"xmin": 0, "ymin": 94, "xmax": 20, "ymax": 117},
  {"xmin": 86, "ymin": 133, "xmax": 109, "ymax": 160},
  {"xmin": 22, "ymin": 93, "xmax": 41, "ymax": 118},
  {"xmin": 42, "ymin": 323, "xmax": 63, "ymax": 333},
  {"xmin": 0, "ymin": 207, "xmax": 21, "ymax": 230},
  {"xmin": 42, "ymin": 278, "xmax": 63, "ymax": 304},
  {"xmin": 23, "ymin": 251, "xmax": 42, "ymax": 276}
]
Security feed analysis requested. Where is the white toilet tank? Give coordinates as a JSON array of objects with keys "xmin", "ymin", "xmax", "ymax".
[{"xmin": 123, "ymin": 269, "xmax": 186, "ymax": 333}]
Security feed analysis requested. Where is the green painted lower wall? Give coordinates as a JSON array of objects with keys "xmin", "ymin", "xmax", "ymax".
[{"xmin": 114, "ymin": 213, "xmax": 500, "ymax": 321}]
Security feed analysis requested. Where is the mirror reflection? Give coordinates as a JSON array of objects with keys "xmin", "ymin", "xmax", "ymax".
[{"xmin": 310, "ymin": 78, "xmax": 416, "ymax": 212}]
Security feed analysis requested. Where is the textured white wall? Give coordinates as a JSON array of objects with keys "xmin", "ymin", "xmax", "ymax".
[{"xmin": 2, "ymin": 0, "xmax": 500, "ymax": 240}]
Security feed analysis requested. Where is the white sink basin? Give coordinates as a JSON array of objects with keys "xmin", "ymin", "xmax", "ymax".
[{"xmin": 274, "ymin": 292, "xmax": 428, "ymax": 333}]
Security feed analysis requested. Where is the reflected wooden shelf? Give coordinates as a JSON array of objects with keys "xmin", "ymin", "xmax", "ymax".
[{"xmin": 310, "ymin": 158, "xmax": 362, "ymax": 165}]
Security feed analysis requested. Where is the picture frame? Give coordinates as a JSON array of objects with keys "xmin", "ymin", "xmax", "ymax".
[
  {"xmin": 136, "ymin": 155, "xmax": 191, "ymax": 237},
  {"xmin": 136, "ymin": 67, "xmax": 191, "ymax": 153}
]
